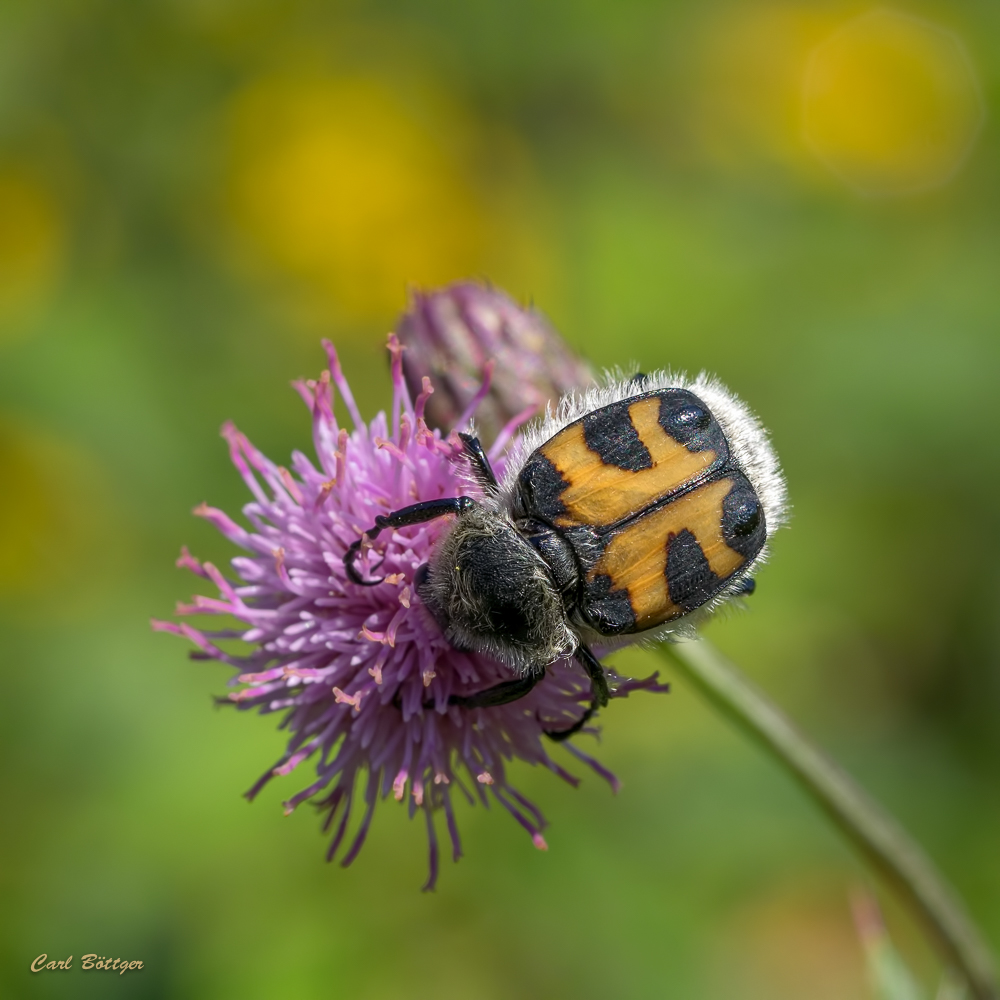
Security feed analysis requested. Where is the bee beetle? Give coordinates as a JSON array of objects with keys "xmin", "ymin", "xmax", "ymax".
[{"xmin": 346, "ymin": 372, "xmax": 787, "ymax": 739}]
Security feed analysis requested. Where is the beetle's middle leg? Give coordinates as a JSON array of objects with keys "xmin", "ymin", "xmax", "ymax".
[
  {"xmin": 449, "ymin": 671, "xmax": 543, "ymax": 709},
  {"xmin": 448, "ymin": 644, "xmax": 609, "ymax": 742},
  {"xmin": 543, "ymin": 644, "xmax": 608, "ymax": 742}
]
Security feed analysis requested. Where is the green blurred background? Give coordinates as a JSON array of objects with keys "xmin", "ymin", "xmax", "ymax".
[{"xmin": 2, "ymin": 1, "xmax": 999, "ymax": 997}]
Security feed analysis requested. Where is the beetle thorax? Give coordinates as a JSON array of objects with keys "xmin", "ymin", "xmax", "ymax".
[{"xmin": 416, "ymin": 505, "xmax": 576, "ymax": 673}]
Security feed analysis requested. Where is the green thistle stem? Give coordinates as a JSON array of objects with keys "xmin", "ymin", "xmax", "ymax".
[{"xmin": 660, "ymin": 637, "xmax": 998, "ymax": 1000}]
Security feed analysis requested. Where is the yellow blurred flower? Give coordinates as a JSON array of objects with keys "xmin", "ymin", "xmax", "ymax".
[
  {"xmin": 0, "ymin": 168, "xmax": 65, "ymax": 336},
  {"xmin": 689, "ymin": 5, "xmax": 841, "ymax": 175},
  {"xmin": 225, "ymin": 75, "xmax": 489, "ymax": 324},
  {"xmin": 0, "ymin": 420, "xmax": 50, "ymax": 593},
  {"xmin": 803, "ymin": 10, "xmax": 984, "ymax": 196},
  {"xmin": 689, "ymin": 6, "xmax": 983, "ymax": 196}
]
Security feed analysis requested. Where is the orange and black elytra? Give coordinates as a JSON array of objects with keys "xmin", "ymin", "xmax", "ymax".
[{"xmin": 518, "ymin": 388, "xmax": 768, "ymax": 635}]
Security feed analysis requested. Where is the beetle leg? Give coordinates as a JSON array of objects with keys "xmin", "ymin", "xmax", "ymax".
[
  {"xmin": 449, "ymin": 671, "xmax": 544, "ymax": 709},
  {"xmin": 573, "ymin": 644, "xmax": 610, "ymax": 707},
  {"xmin": 543, "ymin": 705, "xmax": 594, "ymax": 743},
  {"xmin": 443, "ymin": 644, "xmax": 609, "ymax": 741},
  {"xmin": 543, "ymin": 644, "xmax": 608, "ymax": 741},
  {"xmin": 458, "ymin": 432, "xmax": 500, "ymax": 493},
  {"xmin": 344, "ymin": 496, "xmax": 475, "ymax": 586}
]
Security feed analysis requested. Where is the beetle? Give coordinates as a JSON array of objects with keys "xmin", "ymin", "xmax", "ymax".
[{"xmin": 345, "ymin": 371, "xmax": 786, "ymax": 740}]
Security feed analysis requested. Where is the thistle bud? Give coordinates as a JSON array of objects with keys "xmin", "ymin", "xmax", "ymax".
[{"xmin": 397, "ymin": 281, "xmax": 594, "ymax": 445}]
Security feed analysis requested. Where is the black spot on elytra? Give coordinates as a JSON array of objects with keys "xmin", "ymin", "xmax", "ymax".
[
  {"xmin": 582, "ymin": 403, "xmax": 653, "ymax": 471},
  {"xmin": 658, "ymin": 389, "xmax": 728, "ymax": 458},
  {"xmin": 581, "ymin": 573, "xmax": 636, "ymax": 635},
  {"xmin": 517, "ymin": 452, "xmax": 569, "ymax": 520},
  {"xmin": 665, "ymin": 529, "xmax": 722, "ymax": 612},
  {"xmin": 720, "ymin": 472, "xmax": 767, "ymax": 559}
]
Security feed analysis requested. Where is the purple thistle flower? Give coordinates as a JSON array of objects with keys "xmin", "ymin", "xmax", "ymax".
[{"xmin": 153, "ymin": 335, "xmax": 667, "ymax": 889}]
